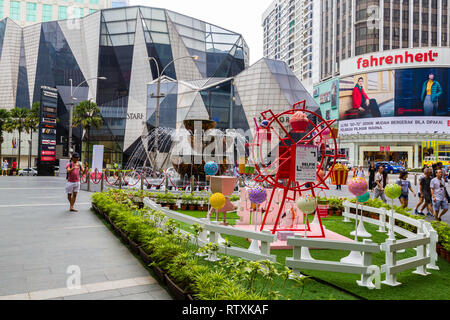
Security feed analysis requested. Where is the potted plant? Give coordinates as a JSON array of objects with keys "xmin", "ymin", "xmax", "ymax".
[
  {"xmin": 181, "ymin": 194, "xmax": 189, "ymax": 210},
  {"xmin": 188, "ymin": 195, "xmax": 196, "ymax": 211}
]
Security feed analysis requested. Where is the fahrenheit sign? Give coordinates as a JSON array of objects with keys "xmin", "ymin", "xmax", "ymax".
[{"xmin": 295, "ymin": 145, "xmax": 318, "ymax": 182}]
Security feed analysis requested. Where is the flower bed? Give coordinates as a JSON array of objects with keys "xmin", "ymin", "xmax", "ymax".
[{"xmin": 91, "ymin": 189, "xmax": 308, "ymax": 300}]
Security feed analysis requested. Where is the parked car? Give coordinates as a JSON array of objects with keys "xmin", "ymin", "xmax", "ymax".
[
  {"xmin": 375, "ymin": 161, "xmax": 405, "ymax": 174},
  {"xmin": 336, "ymin": 159, "xmax": 353, "ymax": 170},
  {"xmin": 18, "ymin": 168, "xmax": 38, "ymax": 176}
]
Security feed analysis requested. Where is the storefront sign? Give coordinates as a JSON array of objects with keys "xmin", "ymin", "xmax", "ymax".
[
  {"xmin": 380, "ymin": 146, "xmax": 391, "ymax": 152},
  {"xmin": 339, "ymin": 116, "xmax": 450, "ymax": 136},
  {"xmin": 38, "ymin": 86, "xmax": 58, "ymax": 165},
  {"xmin": 340, "ymin": 47, "xmax": 450, "ymax": 77},
  {"xmin": 295, "ymin": 145, "xmax": 318, "ymax": 182}
]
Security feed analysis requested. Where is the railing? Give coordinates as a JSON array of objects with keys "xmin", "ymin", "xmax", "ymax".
[
  {"xmin": 80, "ymin": 169, "xmax": 209, "ymax": 193},
  {"xmin": 381, "ymin": 233, "xmax": 431, "ymax": 286},
  {"xmin": 143, "ymin": 198, "xmax": 278, "ymax": 262},
  {"xmin": 285, "ymin": 236, "xmax": 381, "ymax": 289}
]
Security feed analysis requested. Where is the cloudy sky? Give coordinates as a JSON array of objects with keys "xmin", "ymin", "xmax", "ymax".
[{"xmin": 130, "ymin": 0, "xmax": 274, "ymax": 64}]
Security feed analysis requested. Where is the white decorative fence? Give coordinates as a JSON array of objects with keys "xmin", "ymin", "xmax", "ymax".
[
  {"xmin": 285, "ymin": 236, "xmax": 381, "ymax": 289},
  {"xmin": 381, "ymin": 233, "xmax": 431, "ymax": 286},
  {"xmin": 143, "ymin": 198, "xmax": 278, "ymax": 262},
  {"xmin": 342, "ymin": 201, "xmax": 439, "ymax": 271}
]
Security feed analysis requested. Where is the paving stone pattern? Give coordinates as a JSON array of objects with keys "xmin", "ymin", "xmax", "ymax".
[{"xmin": 0, "ymin": 176, "xmax": 171, "ymax": 300}]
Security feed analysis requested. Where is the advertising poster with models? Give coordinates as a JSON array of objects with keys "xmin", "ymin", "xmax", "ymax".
[{"xmin": 339, "ymin": 68, "xmax": 450, "ymax": 120}]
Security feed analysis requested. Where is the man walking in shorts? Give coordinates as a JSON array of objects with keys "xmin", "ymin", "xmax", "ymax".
[
  {"xmin": 419, "ymin": 168, "xmax": 435, "ymax": 218},
  {"xmin": 374, "ymin": 166, "xmax": 387, "ymax": 203},
  {"xmin": 431, "ymin": 169, "xmax": 449, "ymax": 221},
  {"xmin": 66, "ymin": 152, "xmax": 85, "ymax": 212}
]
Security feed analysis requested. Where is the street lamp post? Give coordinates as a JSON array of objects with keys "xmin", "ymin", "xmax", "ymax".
[
  {"xmin": 68, "ymin": 77, "xmax": 106, "ymax": 157},
  {"xmin": 148, "ymin": 55, "xmax": 198, "ymax": 177}
]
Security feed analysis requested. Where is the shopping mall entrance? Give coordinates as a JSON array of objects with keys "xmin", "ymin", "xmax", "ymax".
[
  {"xmin": 359, "ymin": 146, "xmax": 414, "ymax": 168},
  {"xmin": 363, "ymin": 151, "xmax": 409, "ymax": 164}
]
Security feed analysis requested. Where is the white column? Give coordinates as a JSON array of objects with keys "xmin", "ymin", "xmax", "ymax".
[
  {"xmin": 414, "ymin": 143, "xmax": 419, "ymax": 169},
  {"xmin": 408, "ymin": 147, "xmax": 413, "ymax": 169}
]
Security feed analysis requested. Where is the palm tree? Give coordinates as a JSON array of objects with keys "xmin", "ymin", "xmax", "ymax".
[
  {"xmin": 25, "ymin": 102, "xmax": 40, "ymax": 170},
  {"xmin": 0, "ymin": 109, "xmax": 10, "ymax": 162},
  {"xmin": 4, "ymin": 107, "xmax": 29, "ymax": 169},
  {"xmin": 72, "ymin": 100, "xmax": 103, "ymax": 163}
]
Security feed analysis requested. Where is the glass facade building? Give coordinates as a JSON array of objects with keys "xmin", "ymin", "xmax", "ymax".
[{"xmin": 0, "ymin": 5, "xmax": 317, "ymax": 166}]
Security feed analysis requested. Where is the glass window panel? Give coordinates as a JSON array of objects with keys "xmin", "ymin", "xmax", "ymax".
[
  {"xmin": 151, "ymin": 9, "xmax": 166, "ymax": 21},
  {"xmin": 106, "ymin": 21, "xmax": 128, "ymax": 34},
  {"xmin": 125, "ymin": 7, "xmax": 138, "ymax": 19},
  {"xmin": 139, "ymin": 7, "xmax": 152, "ymax": 19},
  {"xmin": 211, "ymin": 33, "xmax": 240, "ymax": 44},
  {"xmin": 182, "ymin": 37, "xmax": 205, "ymax": 51},
  {"xmin": 210, "ymin": 25, "xmax": 232, "ymax": 34},
  {"xmin": 150, "ymin": 32, "xmax": 170, "ymax": 44},
  {"xmin": 211, "ymin": 43, "xmax": 234, "ymax": 52},
  {"xmin": 127, "ymin": 20, "xmax": 136, "ymax": 32},
  {"xmin": 150, "ymin": 20, "xmax": 167, "ymax": 33},
  {"xmin": 110, "ymin": 34, "xmax": 130, "ymax": 46},
  {"xmin": 103, "ymin": 9, "xmax": 126, "ymax": 21}
]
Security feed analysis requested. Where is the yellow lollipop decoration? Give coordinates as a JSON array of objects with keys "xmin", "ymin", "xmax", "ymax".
[{"xmin": 210, "ymin": 193, "xmax": 226, "ymax": 210}]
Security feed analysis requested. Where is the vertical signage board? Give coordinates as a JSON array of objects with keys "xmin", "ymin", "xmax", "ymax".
[
  {"xmin": 92, "ymin": 145, "xmax": 104, "ymax": 174},
  {"xmin": 37, "ymin": 86, "xmax": 58, "ymax": 176}
]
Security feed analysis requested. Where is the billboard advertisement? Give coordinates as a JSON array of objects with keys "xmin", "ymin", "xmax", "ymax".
[
  {"xmin": 337, "ymin": 67, "xmax": 450, "ymax": 136},
  {"xmin": 313, "ymin": 78, "xmax": 340, "ymax": 121},
  {"xmin": 336, "ymin": 48, "xmax": 450, "ymax": 136}
]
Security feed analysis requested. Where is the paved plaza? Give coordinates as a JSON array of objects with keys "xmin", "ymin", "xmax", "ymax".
[{"xmin": 0, "ymin": 176, "xmax": 170, "ymax": 300}]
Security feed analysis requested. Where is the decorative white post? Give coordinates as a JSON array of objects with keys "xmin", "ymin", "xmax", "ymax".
[
  {"xmin": 413, "ymin": 233, "xmax": 431, "ymax": 276},
  {"xmin": 382, "ymin": 239, "xmax": 402, "ymax": 286},
  {"xmin": 378, "ymin": 208, "xmax": 386, "ymax": 233},
  {"xmin": 343, "ymin": 204, "xmax": 351, "ymax": 222},
  {"xmin": 341, "ymin": 202, "xmax": 363, "ymax": 265}
]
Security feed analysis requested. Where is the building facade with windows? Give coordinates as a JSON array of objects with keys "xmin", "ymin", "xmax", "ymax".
[
  {"xmin": 320, "ymin": 0, "xmax": 450, "ymax": 81},
  {"xmin": 0, "ymin": 0, "xmax": 112, "ymax": 27},
  {"xmin": 314, "ymin": 0, "xmax": 450, "ymax": 169},
  {"xmin": 0, "ymin": 5, "xmax": 317, "ymax": 168},
  {"xmin": 262, "ymin": 0, "xmax": 320, "ymax": 93}
]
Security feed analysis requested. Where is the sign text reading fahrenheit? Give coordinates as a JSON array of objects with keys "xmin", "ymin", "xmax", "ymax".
[{"xmin": 357, "ymin": 50, "xmax": 439, "ymax": 69}]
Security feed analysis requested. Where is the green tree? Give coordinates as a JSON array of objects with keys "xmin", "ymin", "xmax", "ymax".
[
  {"xmin": 4, "ymin": 107, "xmax": 29, "ymax": 169},
  {"xmin": 0, "ymin": 109, "xmax": 10, "ymax": 162},
  {"xmin": 25, "ymin": 102, "xmax": 40, "ymax": 169},
  {"xmin": 72, "ymin": 100, "xmax": 103, "ymax": 162}
]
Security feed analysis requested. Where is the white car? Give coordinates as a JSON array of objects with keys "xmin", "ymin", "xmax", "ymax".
[
  {"xmin": 18, "ymin": 168, "xmax": 38, "ymax": 176},
  {"xmin": 336, "ymin": 159, "xmax": 353, "ymax": 170}
]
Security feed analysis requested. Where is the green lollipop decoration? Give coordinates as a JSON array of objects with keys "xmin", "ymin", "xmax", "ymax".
[{"xmin": 385, "ymin": 184, "xmax": 402, "ymax": 200}]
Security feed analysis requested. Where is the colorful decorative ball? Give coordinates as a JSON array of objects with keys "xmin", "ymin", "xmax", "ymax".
[
  {"xmin": 204, "ymin": 161, "xmax": 219, "ymax": 176},
  {"xmin": 248, "ymin": 186, "xmax": 267, "ymax": 205},
  {"xmin": 260, "ymin": 120, "xmax": 269, "ymax": 128},
  {"xmin": 348, "ymin": 177, "xmax": 369, "ymax": 197},
  {"xmin": 296, "ymin": 195, "xmax": 317, "ymax": 214},
  {"xmin": 210, "ymin": 193, "xmax": 226, "ymax": 210},
  {"xmin": 385, "ymin": 184, "xmax": 402, "ymax": 200},
  {"xmin": 357, "ymin": 192, "xmax": 370, "ymax": 203}
]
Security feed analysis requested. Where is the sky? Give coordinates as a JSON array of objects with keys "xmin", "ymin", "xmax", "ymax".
[{"xmin": 130, "ymin": 0, "xmax": 274, "ymax": 65}]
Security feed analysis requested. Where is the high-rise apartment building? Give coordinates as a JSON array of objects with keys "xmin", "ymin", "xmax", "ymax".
[
  {"xmin": 112, "ymin": 0, "xmax": 129, "ymax": 8},
  {"xmin": 320, "ymin": 0, "xmax": 450, "ymax": 81},
  {"xmin": 0, "ymin": 0, "xmax": 112, "ymax": 27},
  {"xmin": 262, "ymin": 0, "xmax": 320, "ymax": 93}
]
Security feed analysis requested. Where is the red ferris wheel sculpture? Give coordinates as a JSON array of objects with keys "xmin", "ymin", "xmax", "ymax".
[{"xmin": 248, "ymin": 100, "xmax": 345, "ymax": 236}]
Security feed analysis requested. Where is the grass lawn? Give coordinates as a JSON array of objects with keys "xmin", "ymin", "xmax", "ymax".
[{"xmin": 176, "ymin": 210, "xmax": 450, "ymax": 300}]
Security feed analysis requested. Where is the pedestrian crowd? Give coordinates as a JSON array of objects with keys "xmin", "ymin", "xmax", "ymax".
[{"xmin": 342, "ymin": 162, "xmax": 449, "ymax": 221}]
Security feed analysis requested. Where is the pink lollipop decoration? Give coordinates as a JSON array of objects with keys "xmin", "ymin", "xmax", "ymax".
[{"xmin": 348, "ymin": 177, "xmax": 368, "ymax": 197}]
